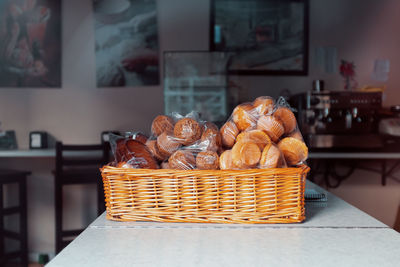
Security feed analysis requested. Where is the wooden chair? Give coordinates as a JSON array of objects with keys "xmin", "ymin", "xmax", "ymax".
[
  {"xmin": 0, "ymin": 169, "xmax": 30, "ymax": 267},
  {"xmin": 54, "ymin": 142, "xmax": 108, "ymax": 253}
]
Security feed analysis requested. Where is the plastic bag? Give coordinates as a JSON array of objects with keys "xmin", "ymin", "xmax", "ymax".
[
  {"xmin": 219, "ymin": 96, "xmax": 308, "ymax": 168},
  {"xmin": 110, "ymin": 96, "xmax": 308, "ymax": 170},
  {"xmin": 146, "ymin": 112, "xmax": 222, "ymax": 170},
  {"xmin": 109, "ymin": 133, "xmax": 159, "ymax": 169}
]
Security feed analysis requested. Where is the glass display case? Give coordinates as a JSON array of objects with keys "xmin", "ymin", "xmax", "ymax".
[{"xmin": 164, "ymin": 51, "xmax": 231, "ymax": 124}]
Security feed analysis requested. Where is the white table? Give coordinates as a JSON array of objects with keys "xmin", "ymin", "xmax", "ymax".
[{"xmin": 47, "ymin": 182, "xmax": 400, "ymax": 267}]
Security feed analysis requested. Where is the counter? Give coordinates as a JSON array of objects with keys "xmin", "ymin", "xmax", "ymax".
[{"xmin": 46, "ymin": 182, "xmax": 400, "ymax": 267}]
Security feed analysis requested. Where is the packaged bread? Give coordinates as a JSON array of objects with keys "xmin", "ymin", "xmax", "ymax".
[
  {"xmin": 232, "ymin": 103, "xmax": 258, "ymax": 131},
  {"xmin": 257, "ymin": 115, "xmax": 285, "ymax": 142},
  {"xmin": 236, "ymin": 130, "xmax": 271, "ymax": 150},
  {"xmin": 109, "ymin": 134, "xmax": 159, "ymax": 169},
  {"xmin": 219, "ymin": 150, "xmax": 235, "ymax": 170},
  {"xmin": 145, "ymin": 140, "xmax": 166, "ymax": 161},
  {"xmin": 200, "ymin": 122, "xmax": 222, "ymax": 152},
  {"xmin": 196, "ymin": 151, "xmax": 219, "ymax": 170},
  {"xmin": 231, "ymin": 141, "xmax": 261, "ymax": 169},
  {"xmin": 220, "ymin": 121, "xmax": 239, "ymax": 148},
  {"xmin": 174, "ymin": 117, "xmax": 203, "ymax": 146},
  {"xmin": 253, "ymin": 96, "xmax": 275, "ymax": 116},
  {"xmin": 278, "ymin": 137, "xmax": 308, "ymax": 166},
  {"xmin": 156, "ymin": 132, "xmax": 182, "ymax": 157},
  {"xmin": 168, "ymin": 150, "xmax": 196, "ymax": 170},
  {"xmin": 110, "ymin": 96, "xmax": 309, "ymax": 170},
  {"xmin": 260, "ymin": 143, "xmax": 286, "ymax": 168},
  {"xmin": 218, "ymin": 95, "xmax": 308, "ymax": 169},
  {"xmin": 151, "ymin": 115, "xmax": 174, "ymax": 136}
]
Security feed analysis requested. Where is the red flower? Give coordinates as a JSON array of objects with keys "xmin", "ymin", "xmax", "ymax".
[{"xmin": 340, "ymin": 60, "xmax": 355, "ymax": 78}]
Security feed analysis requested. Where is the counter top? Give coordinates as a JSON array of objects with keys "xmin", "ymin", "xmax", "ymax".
[
  {"xmin": 0, "ymin": 149, "xmax": 102, "ymax": 158},
  {"xmin": 47, "ymin": 182, "xmax": 400, "ymax": 266},
  {"xmin": 47, "ymin": 227, "xmax": 400, "ymax": 267}
]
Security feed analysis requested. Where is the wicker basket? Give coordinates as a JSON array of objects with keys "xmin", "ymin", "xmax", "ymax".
[{"xmin": 101, "ymin": 165, "xmax": 309, "ymax": 224}]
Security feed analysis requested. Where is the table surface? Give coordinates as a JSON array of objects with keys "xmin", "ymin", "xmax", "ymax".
[{"xmin": 47, "ymin": 182, "xmax": 400, "ymax": 267}]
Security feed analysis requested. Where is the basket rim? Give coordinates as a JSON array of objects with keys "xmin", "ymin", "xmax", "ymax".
[{"xmin": 101, "ymin": 165, "xmax": 310, "ymax": 175}]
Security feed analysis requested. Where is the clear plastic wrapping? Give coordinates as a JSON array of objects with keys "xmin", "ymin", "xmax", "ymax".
[
  {"xmin": 219, "ymin": 96, "xmax": 308, "ymax": 168},
  {"xmin": 110, "ymin": 96, "xmax": 308, "ymax": 170}
]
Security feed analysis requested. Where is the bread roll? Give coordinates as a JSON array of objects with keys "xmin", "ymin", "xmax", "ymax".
[
  {"xmin": 145, "ymin": 140, "xmax": 166, "ymax": 161},
  {"xmin": 201, "ymin": 127, "xmax": 222, "ymax": 152},
  {"xmin": 156, "ymin": 132, "xmax": 181, "ymax": 157},
  {"xmin": 219, "ymin": 150, "xmax": 234, "ymax": 170},
  {"xmin": 257, "ymin": 115, "xmax": 285, "ymax": 142},
  {"xmin": 253, "ymin": 96, "xmax": 275, "ymax": 115},
  {"xmin": 232, "ymin": 104, "xmax": 257, "ymax": 131},
  {"xmin": 174, "ymin": 118, "xmax": 202, "ymax": 145},
  {"xmin": 151, "ymin": 115, "xmax": 174, "ymax": 136},
  {"xmin": 196, "ymin": 151, "xmax": 219, "ymax": 170},
  {"xmin": 168, "ymin": 150, "xmax": 196, "ymax": 170},
  {"xmin": 278, "ymin": 137, "xmax": 308, "ymax": 166},
  {"xmin": 260, "ymin": 144, "xmax": 282, "ymax": 169},
  {"xmin": 220, "ymin": 121, "xmax": 239, "ymax": 148},
  {"xmin": 231, "ymin": 142, "xmax": 261, "ymax": 168},
  {"xmin": 273, "ymin": 107, "xmax": 297, "ymax": 134},
  {"xmin": 124, "ymin": 140, "xmax": 159, "ymax": 169},
  {"xmin": 236, "ymin": 130, "xmax": 271, "ymax": 150}
]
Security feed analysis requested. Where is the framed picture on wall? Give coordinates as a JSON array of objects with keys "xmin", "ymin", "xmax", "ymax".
[
  {"xmin": 0, "ymin": 0, "xmax": 62, "ymax": 87},
  {"xmin": 210, "ymin": 0, "xmax": 309, "ymax": 75},
  {"xmin": 93, "ymin": 0, "xmax": 160, "ymax": 87}
]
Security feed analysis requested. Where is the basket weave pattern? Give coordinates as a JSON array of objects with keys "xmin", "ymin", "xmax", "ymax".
[{"xmin": 101, "ymin": 166, "xmax": 309, "ymax": 224}]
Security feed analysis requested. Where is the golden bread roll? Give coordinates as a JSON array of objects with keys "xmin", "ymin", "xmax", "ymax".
[
  {"xmin": 168, "ymin": 150, "xmax": 196, "ymax": 170},
  {"xmin": 260, "ymin": 144, "xmax": 282, "ymax": 169},
  {"xmin": 196, "ymin": 151, "xmax": 219, "ymax": 170},
  {"xmin": 231, "ymin": 142, "xmax": 261, "ymax": 168},
  {"xmin": 278, "ymin": 137, "xmax": 308, "ymax": 166},
  {"xmin": 219, "ymin": 150, "xmax": 234, "ymax": 170},
  {"xmin": 124, "ymin": 140, "xmax": 159, "ymax": 169},
  {"xmin": 273, "ymin": 107, "xmax": 297, "ymax": 134},
  {"xmin": 220, "ymin": 121, "xmax": 239, "ymax": 148},
  {"xmin": 201, "ymin": 127, "xmax": 222, "ymax": 152},
  {"xmin": 156, "ymin": 132, "xmax": 181, "ymax": 157},
  {"xmin": 145, "ymin": 140, "xmax": 166, "ymax": 161},
  {"xmin": 151, "ymin": 115, "xmax": 174, "ymax": 136},
  {"xmin": 232, "ymin": 104, "xmax": 257, "ymax": 131},
  {"xmin": 257, "ymin": 115, "xmax": 285, "ymax": 142},
  {"xmin": 174, "ymin": 118, "xmax": 202, "ymax": 145},
  {"xmin": 253, "ymin": 96, "xmax": 275, "ymax": 115},
  {"xmin": 236, "ymin": 130, "xmax": 271, "ymax": 150}
]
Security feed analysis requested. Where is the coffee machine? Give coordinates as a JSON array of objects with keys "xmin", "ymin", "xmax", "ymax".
[{"xmin": 290, "ymin": 91, "xmax": 383, "ymax": 149}]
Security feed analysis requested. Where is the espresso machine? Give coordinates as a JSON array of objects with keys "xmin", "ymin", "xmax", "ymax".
[{"xmin": 291, "ymin": 91, "xmax": 383, "ymax": 149}]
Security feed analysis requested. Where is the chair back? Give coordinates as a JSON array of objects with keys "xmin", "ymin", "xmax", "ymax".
[{"xmin": 55, "ymin": 142, "xmax": 109, "ymax": 175}]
